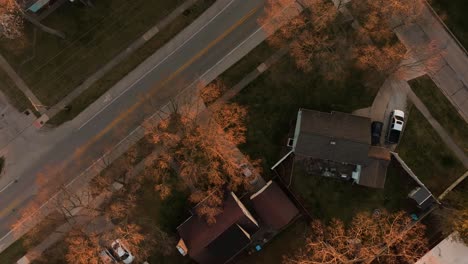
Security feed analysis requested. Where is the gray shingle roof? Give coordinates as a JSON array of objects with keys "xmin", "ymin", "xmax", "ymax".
[{"xmin": 293, "ymin": 109, "xmax": 390, "ymax": 188}]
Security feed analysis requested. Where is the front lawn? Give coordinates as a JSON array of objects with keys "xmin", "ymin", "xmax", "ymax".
[
  {"xmin": 409, "ymin": 75, "xmax": 468, "ymax": 155},
  {"xmin": 133, "ymin": 174, "xmax": 191, "ymax": 263},
  {"xmin": 0, "ymin": 0, "xmax": 210, "ymax": 109},
  {"xmin": 0, "ymin": 239, "xmax": 26, "ymax": 264},
  {"xmin": 430, "ymin": 0, "xmax": 468, "ymax": 49},
  {"xmin": 397, "ymin": 107, "xmax": 466, "ymax": 196},
  {"xmin": 233, "ymin": 56, "xmax": 378, "ymax": 175}
]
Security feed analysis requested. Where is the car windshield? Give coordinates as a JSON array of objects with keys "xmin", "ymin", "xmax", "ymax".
[
  {"xmin": 394, "ymin": 115, "xmax": 404, "ymax": 121},
  {"xmin": 121, "ymin": 252, "xmax": 130, "ymax": 260}
]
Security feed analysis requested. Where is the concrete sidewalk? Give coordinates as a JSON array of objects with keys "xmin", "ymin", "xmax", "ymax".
[
  {"xmin": 395, "ymin": 3, "xmax": 468, "ymax": 123},
  {"xmin": 0, "ymin": 55, "xmax": 44, "ymax": 114}
]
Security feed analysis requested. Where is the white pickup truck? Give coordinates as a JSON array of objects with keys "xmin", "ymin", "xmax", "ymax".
[{"xmin": 386, "ymin": 110, "xmax": 405, "ymax": 144}]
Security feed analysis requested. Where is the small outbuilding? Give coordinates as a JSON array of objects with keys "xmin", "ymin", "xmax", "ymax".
[{"xmin": 408, "ymin": 186, "xmax": 435, "ymax": 210}]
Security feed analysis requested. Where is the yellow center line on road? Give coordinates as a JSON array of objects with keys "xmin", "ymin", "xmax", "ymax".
[
  {"xmin": 0, "ymin": 197, "xmax": 24, "ymax": 219},
  {"xmin": 73, "ymin": 6, "xmax": 260, "ymax": 158}
]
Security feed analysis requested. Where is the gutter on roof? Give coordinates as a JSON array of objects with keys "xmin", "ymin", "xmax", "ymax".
[
  {"xmin": 271, "ymin": 150, "xmax": 294, "ymax": 170},
  {"xmin": 250, "ymin": 180, "xmax": 273, "ymax": 200},
  {"xmin": 292, "ymin": 109, "xmax": 303, "ymax": 151},
  {"xmin": 231, "ymin": 192, "xmax": 258, "ymax": 227}
]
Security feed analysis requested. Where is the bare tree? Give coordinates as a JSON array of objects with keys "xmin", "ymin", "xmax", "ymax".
[{"xmin": 284, "ymin": 210, "xmax": 428, "ymax": 264}]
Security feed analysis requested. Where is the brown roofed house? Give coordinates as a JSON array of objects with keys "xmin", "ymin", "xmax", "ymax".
[{"xmin": 176, "ymin": 192, "xmax": 259, "ymax": 264}]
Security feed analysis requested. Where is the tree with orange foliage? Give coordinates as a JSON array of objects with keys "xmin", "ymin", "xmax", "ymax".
[
  {"xmin": 283, "ymin": 210, "xmax": 428, "ymax": 264},
  {"xmin": 0, "ymin": 0, "xmax": 65, "ymax": 39},
  {"xmin": 0, "ymin": 0, "xmax": 22, "ymax": 39},
  {"xmin": 261, "ymin": 0, "xmax": 351, "ymax": 80},
  {"xmin": 260, "ymin": 0, "xmax": 433, "ymax": 80},
  {"xmin": 144, "ymin": 95, "xmax": 258, "ymax": 224},
  {"xmin": 350, "ymin": 0, "xmax": 424, "ymax": 44}
]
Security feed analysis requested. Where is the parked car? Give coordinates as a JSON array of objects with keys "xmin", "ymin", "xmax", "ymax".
[
  {"xmin": 100, "ymin": 249, "xmax": 118, "ymax": 263},
  {"xmin": 371, "ymin": 121, "xmax": 383, "ymax": 145},
  {"xmin": 110, "ymin": 239, "xmax": 134, "ymax": 264},
  {"xmin": 386, "ymin": 110, "xmax": 405, "ymax": 144}
]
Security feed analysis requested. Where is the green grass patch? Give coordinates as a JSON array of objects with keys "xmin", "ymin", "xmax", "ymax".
[
  {"xmin": 0, "ymin": 0, "xmax": 193, "ymax": 106},
  {"xmin": 430, "ymin": 0, "xmax": 468, "ymax": 49},
  {"xmin": 239, "ymin": 219, "xmax": 308, "ymax": 264},
  {"xmin": 0, "ymin": 70, "xmax": 35, "ymax": 113},
  {"xmin": 220, "ymin": 41, "xmax": 275, "ymax": 87},
  {"xmin": 409, "ymin": 75, "xmax": 468, "ymax": 155},
  {"xmin": 292, "ymin": 162, "xmax": 414, "ymax": 222},
  {"xmin": 0, "ymin": 238, "xmax": 27, "ymax": 263},
  {"xmin": 232, "ymin": 56, "xmax": 378, "ymax": 175},
  {"xmin": 0, "ymin": 210, "xmax": 64, "ymax": 263},
  {"xmin": 47, "ymin": 0, "xmax": 215, "ymax": 125},
  {"xmin": 134, "ymin": 174, "xmax": 191, "ymax": 263},
  {"xmin": 397, "ymin": 107, "xmax": 465, "ymax": 195}
]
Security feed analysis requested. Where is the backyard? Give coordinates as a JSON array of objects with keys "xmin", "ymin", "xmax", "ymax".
[
  {"xmin": 396, "ymin": 106, "xmax": 466, "ymax": 196},
  {"xmin": 236, "ymin": 219, "xmax": 309, "ymax": 264},
  {"xmin": 291, "ymin": 162, "xmax": 417, "ymax": 222}
]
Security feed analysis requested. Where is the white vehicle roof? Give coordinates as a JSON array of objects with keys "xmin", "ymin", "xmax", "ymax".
[
  {"xmin": 391, "ymin": 110, "xmax": 405, "ymax": 131},
  {"xmin": 393, "ymin": 109, "xmax": 405, "ymax": 119},
  {"xmin": 111, "ymin": 239, "xmax": 134, "ymax": 264}
]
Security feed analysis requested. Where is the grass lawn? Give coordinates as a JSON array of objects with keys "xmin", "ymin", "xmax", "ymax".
[
  {"xmin": 220, "ymin": 41, "xmax": 275, "ymax": 88},
  {"xmin": 134, "ymin": 175, "xmax": 191, "ymax": 263},
  {"xmin": 292, "ymin": 162, "xmax": 416, "ymax": 223},
  {"xmin": 47, "ymin": 0, "xmax": 215, "ymax": 125},
  {"xmin": 0, "ymin": 70, "xmax": 35, "ymax": 113},
  {"xmin": 430, "ymin": 0, "xmax": 468, "ymax": 49},
  {"xmin": 232, "ymin": 55, "xmax": 378, "ymax": 175},
  {"xmin": 0, "ymin": 0, "xmax": 193, "ymax": 106},
  {"xmin": 236, "ymin": 219, "xmax": 309, "ymax": 264},
  {"xmin": 0, "ymin": 210, "xmax": 64, "ymax": 263},
  {"xmin": 409, "ymin": 75, "xmax": 468, "ymax": 155},
  {"xmin": 0, "ymin": 238, "xmax": 27, "ymax": 263},
  {"xmin": 397, "ymin": 106, "xmax": 466, "ymax": 196}
]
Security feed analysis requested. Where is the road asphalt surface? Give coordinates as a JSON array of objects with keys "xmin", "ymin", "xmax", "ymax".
[{"xmin": 0, "ymin": 0, "xmax": 265, "ymax": 243}]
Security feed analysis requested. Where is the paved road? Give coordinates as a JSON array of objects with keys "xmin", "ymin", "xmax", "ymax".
[{"xmin": 0, "ymin": 0, "xmax": 267, "ymax": 248}]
